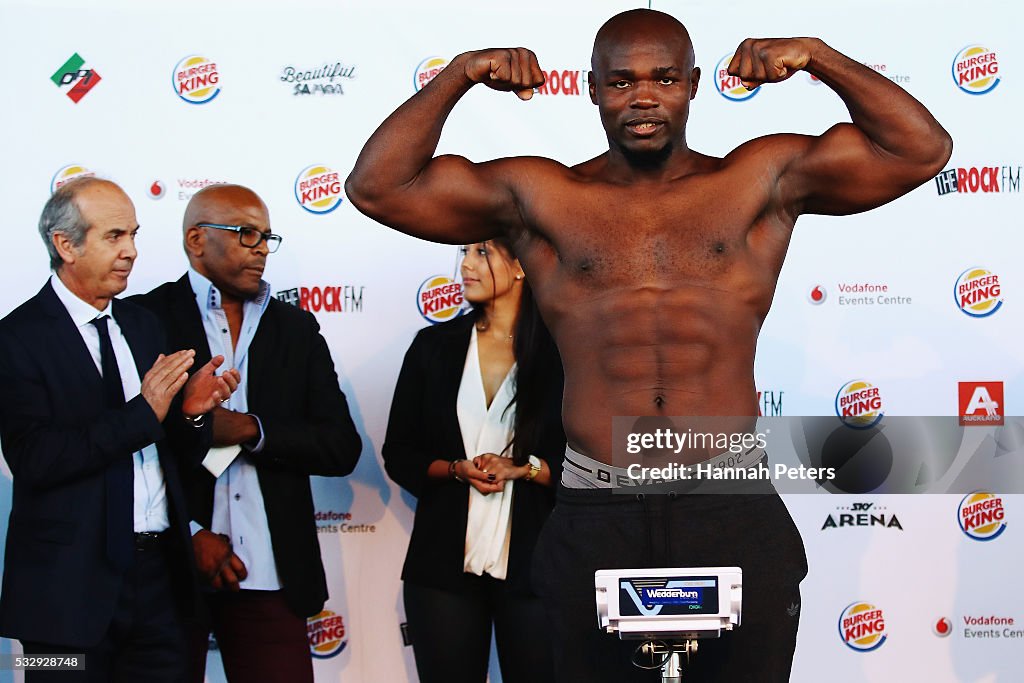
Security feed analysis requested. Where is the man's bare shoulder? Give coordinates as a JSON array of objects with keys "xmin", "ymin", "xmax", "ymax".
[
  {"xmin": 721, "ymin": 133, "xmax": 816, "ymax": 174},
  {"xmin": 478, "ymin": 154, "xmax": 596, "ymax": 182}
]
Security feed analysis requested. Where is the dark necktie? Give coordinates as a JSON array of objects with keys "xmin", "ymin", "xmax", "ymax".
[{"xmin": 90, "ymin": 315, "xmax": 133, "ymax": 571}]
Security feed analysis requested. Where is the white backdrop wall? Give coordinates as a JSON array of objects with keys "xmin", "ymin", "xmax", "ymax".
[{"xmin": 0, "ymin": 0, "xmax": 1021, "ymax": 681}]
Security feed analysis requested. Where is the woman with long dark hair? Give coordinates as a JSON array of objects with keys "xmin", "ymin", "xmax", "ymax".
[{"xmin": 384, "ymin": 237, "xmax": 563, "ymax": 683}]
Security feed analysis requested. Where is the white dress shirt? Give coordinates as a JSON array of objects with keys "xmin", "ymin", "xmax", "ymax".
[
  {"xmin": 457, "ymin": 326, "xmax": 516, "ymax": 580},
  {"xmin": 188, "ymin": 268, "xmax": 281, "ymax": 591},
  {"xmin": 50, "ymin": 273, "xmax": 169, "ymax": 533}
]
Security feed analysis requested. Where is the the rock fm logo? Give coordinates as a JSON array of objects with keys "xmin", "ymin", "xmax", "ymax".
[
  {"xmin": 173, "ymin": 55, "xmax": 220, "ymax": 104},
  {"xmin": 307, "ymin": 610, "xmax": 347, "ymax": 658},
  {"xmin": 414, "ymin": 57, "xmax": 447, "ymax": 92},
  {"xmin": 295, "ymin": 165, "xmax": 343, "ymax": 214},
  {"xmin": 835, "ymin": 380, "xmax": 883, "ymax": 429},
  {"xmin": 417, "ymin": 276, "xmax": 463, "ymax": 324},
  {"xmin": 51, "ymin": 164, "xmax": 95, "ymax": 194},
  {"xmin": 50, "ymin": 53, "xmax": 101, "ymax": 103},
  {"xmin": 958, "ymin": 492, "xmax": 1007, "ymax": 541},
  {"xmin": 838, "ymin": 602, "xmax": 887, "ymax": 652},
  {"xmin": 934, "ymin": 164, "xmax": 1020, "ymax": 195},
  {"xmin": 954, "ymin": 268, "xmax": 1002, "ymax": 318},
  {"xmin": 715, "ymin": 55, "xmax": 759, "ymax": 101},
  {"xmin": 535, "ymin": 69, "xmax": 587, "ymax": 96},
  {"xmin": 952, "ymin": 45, "xmax": 1000, "ymax": 95}
]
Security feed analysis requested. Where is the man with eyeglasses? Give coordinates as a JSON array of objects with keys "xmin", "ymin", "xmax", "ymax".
[{"xmin": 131, "ymin": 183, "xmax": 362, "ymax": 683}]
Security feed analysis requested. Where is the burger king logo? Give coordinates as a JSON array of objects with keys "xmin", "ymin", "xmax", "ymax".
[
  {"xmin": 958, "ymin": 492, "xmax": 1007, "ymax": 541},
  {"xmin": 835, "ymin": 380, "xmax": 883, "ymax": 429},
  {"xmin": 51, "ymin": 164, "xmax": 95, "ymax": 194},
  {"xmin": 838, "ymin": 602, "xmax": 887, "ymax": 652},
  {"xmin": 173, "ymin": 55, "xmax": 221, "ymax": 104},
  {"xmin": 952, "ymin": 45, "xmax": 1000, "ymax": 95},
  {"xmin": 295, "ymin": 165, "xmax": 343, "ymax": 214},
  {"xmin": 414, "ymin": 56, "xmax": 448, "ymax": 92},
  {"xmin": 307, "ymin": 610, "xmax": 347, "ymax": 658},
  {"xmin": 418, "ymin": 275, "xmax": 463, "ymax": 323},
  {"xmin": 954, "ymin": 268, "xmax": 1002, "ymax": 318},
  {"xmin": 715, "ymin": 55, "xmax": 759, "ymax": 101}
]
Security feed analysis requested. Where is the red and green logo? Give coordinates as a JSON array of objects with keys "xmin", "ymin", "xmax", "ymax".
[{"xmin": 51, "ymin": 53, "xmax": 101, "ymax": 103}]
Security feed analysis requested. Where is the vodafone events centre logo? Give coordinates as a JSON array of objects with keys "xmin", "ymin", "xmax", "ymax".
[
  {"xmin": 954, "ymin": 268, "xmax": 1002, "ymax": 318},
  {"xmin": 51, "ymin": 164, "xmax": 95, "ymax": 193},
  {"xmin": 417, "ymin": 276, "xmax": 463, "ymax": 324},
  {"xmin": 838, "ymin": 602, "xmax": 887, "ymax": 652},
  {"xmin": 174, "ymin": 55, "xmax": 221, "ymax": 104},
  {"xmin": 295, "ymin": 165, "xmax": 344, "ymax": 214},
  {"xmin": 959, "ymin": 382, "xmax": 1004, "ymax": 426},
  {"xmin": 835, "ymin": 380, "xmax": 883, "ymax": 429},
  {"xmin": 414, "ymin": 57, "xmax": 447, "ymax": 92},
  {"xmin": 307, "ymin": 610, "xmax": 346, "ymax": 658},
  {"xmin": 958, "ymin": 492, "xmax": 1007, "ymax": 541},
  {"xmin": 50, "ymin": 53, "xmax": 101, "ymax": 103},
  {"xmin": 933, "ymin": 617, "xmax": 953, "ymax": 637},
  {"xmin": 715, "ymin": 55, "xmax": 759, "ymax": 101},
  {"xmin": 808, "ymin": 285, "xmax": 827, "ymax": 304},
  {"xmin": 952, "ymin": 45, "xmax": 1000, "ymax": 95}
]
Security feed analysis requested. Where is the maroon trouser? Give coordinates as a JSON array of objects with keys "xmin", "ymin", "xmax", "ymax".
[{"xmin": 189, "ymin": 590, "xmax": 312, "ymax": 683}]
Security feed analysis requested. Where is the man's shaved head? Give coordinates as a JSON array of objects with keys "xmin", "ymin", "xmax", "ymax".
[
  {"xmin": 592, "ymin": 9, "xmax": 695, "ymax": 76},
  {"xmin": 182, "ymin": 184, "xmax": 266, "ymax": 234}
]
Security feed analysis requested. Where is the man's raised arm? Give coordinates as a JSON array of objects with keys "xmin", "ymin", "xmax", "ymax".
[
  {"xmin": 728, "ymin": 38, "xmax": 953, "ymax": 216},
  {"xmin": 345, "ymin": 49, "xmax": 545, "ymax": 243}
]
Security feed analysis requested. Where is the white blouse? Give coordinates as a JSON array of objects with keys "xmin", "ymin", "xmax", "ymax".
[{"xmin": 456, "ymin": 326, "xmax": 517, "ymax": 579}]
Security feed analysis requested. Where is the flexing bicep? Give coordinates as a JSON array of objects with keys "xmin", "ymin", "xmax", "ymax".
[
  {"xmin": 781, "ymin": 123, "xmax": 936, "ymax": 217},
  {"xmin": 346, "ymin": 154, "xmax": 521, "ymax": 244}
]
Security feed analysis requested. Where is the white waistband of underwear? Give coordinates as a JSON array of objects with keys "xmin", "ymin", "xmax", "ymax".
[{"xmin": 561, "ymin": 443, "xmax": 767, "ymax": 489}]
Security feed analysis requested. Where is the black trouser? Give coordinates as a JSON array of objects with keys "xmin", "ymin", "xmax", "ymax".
[
  {"xmin": 531, "ymin": 486, "xmax": 808, "ymax": 683},
  {"xmin": 21, "ymin": 533, "xmax": 187, "ymax": 683},
  {"xmin": 404, "ymin": 574, "xmax": 555, "ymax": 683}
]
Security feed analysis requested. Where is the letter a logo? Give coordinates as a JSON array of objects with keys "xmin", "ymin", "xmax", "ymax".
[{"xmin": 958, "ymin": 382, "xmax": 1004, "ymax": 426}]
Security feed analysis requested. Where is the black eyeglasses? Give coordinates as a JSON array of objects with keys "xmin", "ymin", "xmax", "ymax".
[{"xmin": 196, "ymin": 223, "xmax": 283, "ymax": 253}]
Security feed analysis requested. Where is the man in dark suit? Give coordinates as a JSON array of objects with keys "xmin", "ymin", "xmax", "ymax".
[
  {"xmin": 0, "ymin": 178, "xmax": 239, "ymax": 682},
  {"xmin": 131, "ymin": 184, "xmax": 362, "ymax": 683}
]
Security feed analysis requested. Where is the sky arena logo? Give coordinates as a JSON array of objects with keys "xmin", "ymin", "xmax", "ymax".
[
  {"xmin": 821, "ymin": 502, "xmax": 903, "ymax": 531},
  {"xmin": 295, "ymin": 165, "xmax": 343, "ymax": 214},
  {"xmin": 307, "ymin": 610, "xmax": 347, "ymax": 658},
  {"xmin": 51, "ymin": 164, "xmax": 95, "ymax": 194},
  {"xmin": 417, "ymin": 276, "xmax": 463, "ymax": 324},
  {"xmin": 958, "ymin": 492, "xmax": 1007, "ymax": 541},
  {"xmin": 835, "ymin": 380, "xmax": 883, "ymax": 429},
  {"xmin": 414, "ymin": 57, "xmax": 447, "ymax": 92},
  {"xmin": 174, "ymin": 55, "xmax": 220, "ymax": 104},
  {"xmin": 839, "ymin": 602, "xmax": 887, "ymax": 652},
  {"xmin": 954, "ymin": 268, "xmax": 1002, "ymax": 318},
  {"xmin": 715, "ymin": 55, "xmax": 759, "ymax": 101},
  {"xmin": 50, "ymin": 53, "xmax": 101, "ymax": 103},
  {"xmin": 952, "ymin": 45, "xmax": 1000, "ymax": 95}
]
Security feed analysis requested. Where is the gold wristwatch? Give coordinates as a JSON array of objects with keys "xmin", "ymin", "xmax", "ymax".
[{"xmin": 525, "ymin": 455, "xmax": 541, "ymax": 481}]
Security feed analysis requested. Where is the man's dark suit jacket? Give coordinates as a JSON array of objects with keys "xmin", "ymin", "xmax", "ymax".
[
  {"xmin": 383, "ymin": 311, "xmax": 565, "ymax": 595},
  {"xmin": 131, "ymin": 274, "xmax": 362, "ymax": 618},
  {"xmin": 0, "ymin": 280, "xmax": 207, "ymax": 647}
]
